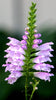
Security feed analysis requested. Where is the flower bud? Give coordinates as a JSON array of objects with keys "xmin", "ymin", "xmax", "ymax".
[
  {"xmin": 33, "ymin": 39, "xmax": 42, "ymax": 44},
  {"xmin": 32, "ymin": 44, "xmax": 38, "ymax": 49},
  {"xmin": 25, "ymin": 31, "xmax": 29, "ymax": 35},
  {"xmin": 34, "ymin": 29, "xmax": 37, "ymax": 33},
  {"xmin": 22, "ymin": 35, "xmax": 28, "ymax": 40},
  {"xmin": 34, "ymin": 33, "xmax": 41, "ymax": 38}
]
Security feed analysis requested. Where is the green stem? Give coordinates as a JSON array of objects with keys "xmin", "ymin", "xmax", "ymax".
[
  {"xmin": 29, "ymin": 81, "xmax": 39, "ymax": 100},
  {"xmin": 29, "ymin": 88, "xmax": 35, "ymax": 100},
  {"xmin": 25, "ymin": 76, "xmax": 28, "ymax": 100}
]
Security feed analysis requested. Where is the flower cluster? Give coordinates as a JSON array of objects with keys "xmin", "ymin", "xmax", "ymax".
[
  {"xmin": 2, "ymin": 37, "xmax": 26, "ymax": 84},
  {"xmin": 2, "ymin": 28, "xmax": 54, "ymax": 84},
  {"xmin": 32, "ymin": 32, "xmax": 54, "ymax": 81}
]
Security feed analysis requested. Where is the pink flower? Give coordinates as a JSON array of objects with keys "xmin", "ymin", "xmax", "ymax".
[
  {"xmin": 6, "ymin": 37, "xmax": 20, "ymax": 46},
  {"xmin": 33, "ymin": 63, "xmax": 54, "ymax": 72},
  {"xmin": 5, "ymin": 71, "xmax": 22, "ymax": 84},
  {"xmin": 34, "ymin": 72, "xmax": 54, "ymax": 82},
  {"xmin": 37, "ymin": 42, "xmax": 54, "ymax": 51}
]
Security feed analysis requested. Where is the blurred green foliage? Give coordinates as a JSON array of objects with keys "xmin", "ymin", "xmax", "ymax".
[{"xmin": 0, "ymin": 27, "xmax": 56, "ymax": 100}]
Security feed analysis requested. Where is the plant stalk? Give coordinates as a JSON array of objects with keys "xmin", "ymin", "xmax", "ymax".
[{"xmin": 25, "ymin": 75, "xmax": 28, "ymax": 100}]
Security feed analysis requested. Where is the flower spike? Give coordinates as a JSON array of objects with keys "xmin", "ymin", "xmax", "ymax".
[
  {"xmin": 2, "ymin": 2, "xmax": 54, "ymax": 100},
  {"xmin": 2, "ymin": 2, "xmax": 54, "ymax": 88}
]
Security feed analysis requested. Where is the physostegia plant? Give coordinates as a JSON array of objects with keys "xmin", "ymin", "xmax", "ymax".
[{"xmin": 2, "ymin": 2, "xmax": 54, "ymax": 100}]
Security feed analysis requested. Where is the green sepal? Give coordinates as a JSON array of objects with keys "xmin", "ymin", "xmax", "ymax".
[
  {"xmin": 30, "ymin": 2, "xmax": 36, "ymax": 10},
  {"xmin": 28, "ymin": 15, "xmax": 36, "ymax": 21}
]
